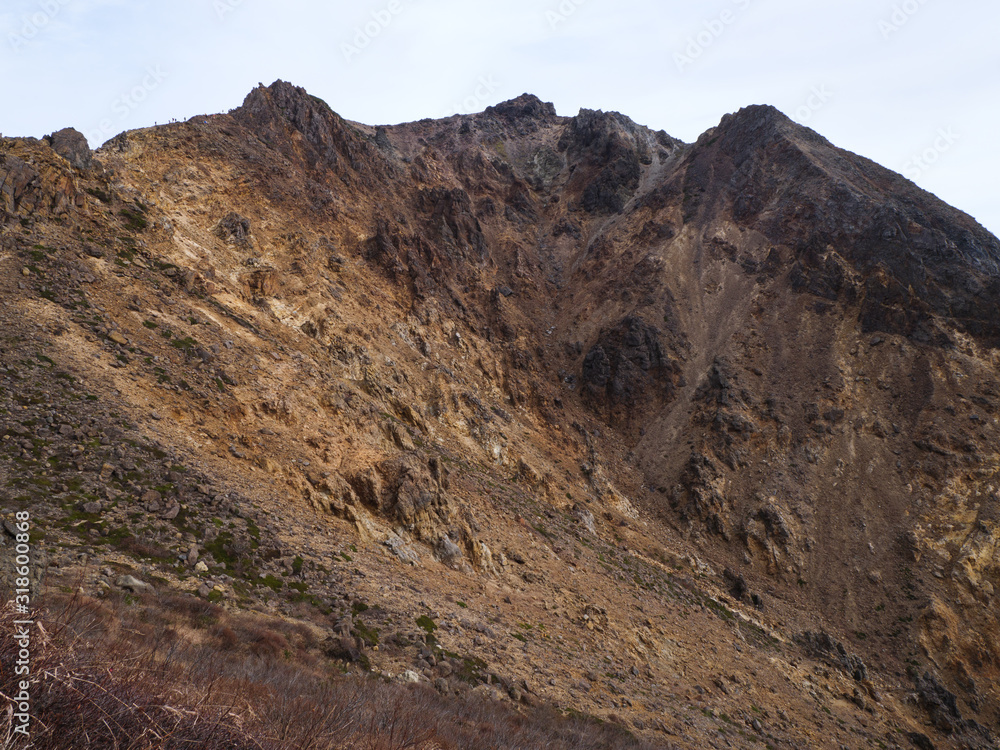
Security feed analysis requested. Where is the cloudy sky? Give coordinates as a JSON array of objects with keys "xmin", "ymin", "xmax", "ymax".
[{"xmin": 2, "ymin": 0, "xmax": 997, "ymax": 236}]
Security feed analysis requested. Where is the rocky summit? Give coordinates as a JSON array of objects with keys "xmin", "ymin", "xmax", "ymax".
[{"xmin": 1, "ymin": 80, "xmax": 999, "ymax": 749}]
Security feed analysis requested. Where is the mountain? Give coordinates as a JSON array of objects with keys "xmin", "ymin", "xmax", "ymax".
[{"xmin": 1, "ymin": 79, "xmax": 998, "ymax": 749}]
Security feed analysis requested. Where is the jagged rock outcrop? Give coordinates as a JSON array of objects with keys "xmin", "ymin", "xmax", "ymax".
[
  {"xmin": 45, "ymin": 127, "xmax": 92, "ymax": 171},
  {"xmin": 416, "ymin": 187, "xmax": 487, "ymax": 261},
  {"xmin": 346, "ymin": 456, "xmax": 453, "ymax": 544},
  {"xmin": 216, "ymin": 211, "xmax": 252, "ymax": 245},
  {"xmin": 0, "ymin": 154, "xmax": 41, "ymax": 217},
  {"xmin": 581, "ymin": 316, "xmax": 681, "ymax": 418},
  {"xmin": 558, "ymin": 109, "xmax": 665, "ymax": 213},
  {"xmin": 232, "ymin": 80, "xmax": 392, "ymax": 187}
]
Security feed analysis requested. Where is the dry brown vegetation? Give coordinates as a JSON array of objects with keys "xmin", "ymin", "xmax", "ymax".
[{"xmin": 0, "ymin": 591, "xmax": 671, "ymax": 749}]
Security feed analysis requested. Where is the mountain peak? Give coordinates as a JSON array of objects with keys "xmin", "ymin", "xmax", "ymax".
[
  {"xmin": 484, "ymin": 94, "xmax": 558, "ymax": 121},
  {"xmin": 232, "ymin": 80, "xmax": 353, "ymax": 171},
  {"xmin": 238, "ymin": 79, "xmax": 338, "ymax": 120},
  {"xmin": 724, "ymin": 103, "xmax": 789, "ymax": 125},
  {"xmin": 703, "ymin": 104, "xmax": 799, "ymax": 147}
]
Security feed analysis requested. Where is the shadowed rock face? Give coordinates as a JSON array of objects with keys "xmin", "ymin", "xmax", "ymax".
[
  {"xmin": 680, "ymin": 105, "xmax": 1000, "ymax": 345},
  {"xmin": 3, "ymin": 80, "xmax": 1000, "ymax": 749},
  {"xmin": 0, "ymin": 154, "xmax": 41, "ymax": 217},
  {"xmin": 582, "ymin": 316, "xmax": 681, "ymax": 421},
  {"xmin": 557, "ymin": 108, "xmax": 671, "ymax": 214},
  {"xmin": 45, "ymin": 127, "xmax": 92, "ymax": 171}
]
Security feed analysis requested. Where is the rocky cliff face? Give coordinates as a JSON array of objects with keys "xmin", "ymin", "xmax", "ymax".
[{"xmin": 1, "ymin": 79, "xmax": 998, "ymax": 749}]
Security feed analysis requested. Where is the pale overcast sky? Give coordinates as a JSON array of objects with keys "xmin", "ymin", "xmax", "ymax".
[{"xmin": 2, "ymin": 0, "xmax": 996, "ymax": 236}]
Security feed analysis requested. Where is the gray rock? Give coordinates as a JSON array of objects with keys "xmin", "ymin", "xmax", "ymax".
[
  {"xmin": 383, "ymin": 533, "xmax": 420, "ymax": 565},
  {"xmin": 438, "ymin": 536, "xmax": 463, "ymax": 568},
  {"xmin": 45, "ymin": 128, "xmax": 92, "ymax": 170},
  {"xmin": 573, "ymin": 505, "xmax": 597, "ymax": 534},
  {"xmin": 141, "ymin": 490, "xmax": 162, "ymax": 505},
  {"xmin": 117, "ymin": 575, "xmax": 153, "ymax": 594}
]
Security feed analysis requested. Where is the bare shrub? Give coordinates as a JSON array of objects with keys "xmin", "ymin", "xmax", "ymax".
[
  {"xmin": 244, "ymin": 625, "xmax": 289, "ymax": 658},
  {"xmin": 119, "ymin": 536, "xmax": 174, "ymax": 560},
  {"xmin": 210, "ymin": 623, "xmax": 239, "ymax": 650},
  {"xmin": 0, "ymin": 590, "xmax": 675, "ymax": 749}
]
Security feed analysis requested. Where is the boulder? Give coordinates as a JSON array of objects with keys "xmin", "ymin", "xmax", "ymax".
[
  {"xmin": 437, "ymin": 536, "xmax": 464, "ymax": 569},
  {"xmin": 915, "ymin": 671, "xmax": 963, "ymax": 733},
  {"xmin": 117, "ymin": 575, "xmax": 153, "ymax": 594},
  {"xmin": 383, "ymin": 533, "xmax": 420, "ymax": 566},
  {"xmin": 45, "ymin": 128, "xmax": 92, "ymax": 170},
  {"xmin": 572, "ymin": 504, "xmax": 597, "ymax": 534},
  {"xmin": 141, "ymin": 490, "xmax": 162, "ymax": 505}
]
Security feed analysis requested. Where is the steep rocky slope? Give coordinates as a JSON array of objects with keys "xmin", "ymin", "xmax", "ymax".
[{"xmin": 1, "ymin": 80, "xmax": 998, "ymax": 749}]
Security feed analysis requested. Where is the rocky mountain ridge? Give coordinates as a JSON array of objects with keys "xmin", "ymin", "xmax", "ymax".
[{"xmin": 0, "ymin": 79, "xmax": 998, "ymax": 749}]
